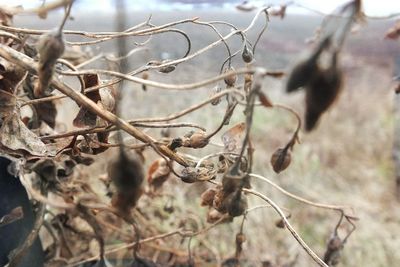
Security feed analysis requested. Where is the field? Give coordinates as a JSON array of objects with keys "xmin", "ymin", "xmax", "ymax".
[{"xmin": 6, "ymin": 7, "xmax": 400, "ymax": 267}]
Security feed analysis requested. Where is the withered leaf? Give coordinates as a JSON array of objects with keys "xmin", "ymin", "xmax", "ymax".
[
  {"xmin": 221, "ymin": 122, "xmax": 246, "ymax": 152},
  {"xmin": 92, "ymin": 132, "xmax": 110, "ymax": 155},
  {"xmin": 258, "ymin": 91, "xmax": 273, "ymax": 107},
  {"xmin": 0, "ymin": 111, "xmax": 47, "ymax": 156},
  {"xmin": 305, "ymin": 52, "xmax": 342, "ymax": 131},
  {"xmin": 32, "ymin": 158, "xmax": 57, "ymax": 182},
  {"xmin": 286, "ymin": 36, "xmax": 331, "ymax": 92},
  {"xmin": 73, "ymin": 74, "xmax": 101, "ymax": 128},
  {"xmin": 33, "ymin": 100, "xmax": 57, "ymax": 129},
  {"xmin": 0, "ymin": 206, "xmax": 23, "ymax": 227},
  {"xmin": 147, "ymin": 158, "xmax": 170, "ymax": 191},
  {"xmin": 0, "ymin": 89, "xmax": 16, "ymax": 120},
  {"xmin": 36, "ymin": 29, "xmax": 65, "ymax": 97},
  {"xmin": 200, "ymin": 187, "xmax": 217, "ymax": 207},
  {"xmin": 99, "ymin": 87, "xmax": 115, "ymax": 112},
  {"xmin": 0, "ymin": 59, "xmax": 25, "ymax": 121},
  {"xmin": 108, "ymin": 150, "xmax": 144, "ymax": 212}
]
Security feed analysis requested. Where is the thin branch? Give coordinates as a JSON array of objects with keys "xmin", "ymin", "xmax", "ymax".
[
  {"xmin": 243, "ymin": 187, "xmax": 329, "ymax": 267},
  {"xmin": 249, "ymin": 173, "xmax": 351, "ymax": 212}
]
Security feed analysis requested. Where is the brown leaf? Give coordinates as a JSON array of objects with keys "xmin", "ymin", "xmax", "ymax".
[
  {"xmin": 0, "ymin": 59, "xmax": 25, "ymax": 121},
  {"xmin": 108, "ymin": 150, "xmax": 144, "ymax": 212},
  {"xmin": 0, "ymin": 206, "xmax": 23, "ymax": 227},
  {"xmin": 73, "ymin": 74, "xmax": 101, "ymax": 128},
  {"xmin": 72, "ymin": 107, "xmax": 98, "ymax": 128},
  {"xmin": 0, "ymin": 111, "xmax": 47, "ymax": 156},
  {"xmin": 266, "ymin": 71, "xmax": 285, "ymax": 78},
  {"xmin": 91, "ymin": 132, "xmax": 110, "ymax": 155},
  {"xmin": 99, "ymin": 87, "xmax": 115, "ymax": 112},
  {"xmin": 147, "ymin": 158, "xmax": 170, "ymax": 191},
  {"xmin": 182, "ymin": 131, "xmax": 209, "ymax": 149},
  {"xmin": 36, "ymin": 29, "xmax": 65, "ymax": 97},
  {"xmin": 33, "ymin": 100, "xmax": 57, "ymax": 129},
  {"xmin": 286, "ymin": 36, "xmax": 331, "ymax": 92},
  {"xmin": 0, "ymin": 89, "xmax": 16, "ymax": 120},
  {"xmin": 221, "ymin": 122, "xmax": 246, "ymax": 152},
  {"xmin": 258, "ymin": 91, "xmax": 273, "ymax": 107},
  {"xmin": 305, "ymin": 52, "xmax": 342, "ymax": 131},
  {"xmin": 200, "ymin": 188, "xmax": 217, "ymax": 207}
]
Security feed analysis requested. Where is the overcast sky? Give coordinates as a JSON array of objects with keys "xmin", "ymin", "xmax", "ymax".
[{"xmin": 1, "ymin": 0, "xmax": 399, "ymax": 16}]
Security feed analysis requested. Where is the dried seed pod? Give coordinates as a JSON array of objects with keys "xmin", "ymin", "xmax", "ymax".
[
  {"xmin": 286, "ymin": 36, "xmax": 331, "ymax": 93},
  {"xmin": 224, "ymin": 67, "xmax": 237, "ymax": 87},
  {"xmin": 159, "ymin": 65, "xmax": 176, "ymax": 73},
  {"xmin": 305, "ymin": 51, "xmax": 342, "ymax": 131},
  {"xmin": 108, "ymin": 150, "xmax": 144, "ymax": 213},
  {"xmin": 270, "ymin": 147, "xmax": 291, "ymax": 173},
  {"xmin": 200, "ymin": 188, "xmax": 217, "ymax": 207},
  {"xmin": 158, "ymin": 60, "xmax": 176, "ymax": 73},
  {"xmin": 181, "ymin": 166, "xmax": 215, "ymax": 183},
  {"xmin": 225, "ymin": 190, "xmax": 247, "ymax": 217},
  {"xmin": 188, "ymin": 131, "xmax": 209, "ymax": 148},
  {"xmin": 35, "ymin": 29, "xmax": 65, "ymax": 97},
  {"xmin": 180, "ymin": 167, "xmax": 198, "ymax": 183},
  {"xmin": 241, "ymin": 44, "xmax": 253, "ymax": 63}
]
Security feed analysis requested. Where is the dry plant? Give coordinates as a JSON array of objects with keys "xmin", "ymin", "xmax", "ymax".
[{"xmin": 1, "ymin": 0, "xmax": 395, "ymax": 266}]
